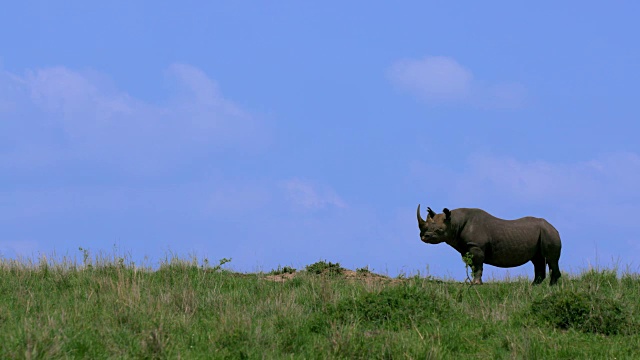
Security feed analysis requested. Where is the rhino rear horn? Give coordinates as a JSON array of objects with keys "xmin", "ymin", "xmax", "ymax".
[
  {"xmin": 443, "ymin": 208, "xmax": 451, "ymax": 220},
  {"xmin": 427, "ymin": 207, "xmax": 436, "ymax": 219},
  {"xmin": 417, "ymin": 204, "xmax": 425, "ymax": 225}
]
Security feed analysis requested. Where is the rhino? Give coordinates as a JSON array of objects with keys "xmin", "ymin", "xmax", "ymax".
[{"xmin": 416, "ymin": 204, "xmax": 562, "ymax": 285}]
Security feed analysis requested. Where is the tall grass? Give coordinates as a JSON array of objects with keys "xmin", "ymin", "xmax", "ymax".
[{"xmin": 1, "ymin": 251, "xmax": 639, "ymax": 359}]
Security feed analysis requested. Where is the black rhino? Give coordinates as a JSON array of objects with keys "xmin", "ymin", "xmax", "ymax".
[{"xmin": 416, "ymin": 204, "xmax": 562, "ymax": 285}]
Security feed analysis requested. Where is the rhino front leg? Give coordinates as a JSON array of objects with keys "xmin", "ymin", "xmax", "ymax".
[{"xmin": 468, "ymin": 246, "xmax": 485, "ymax": 285}]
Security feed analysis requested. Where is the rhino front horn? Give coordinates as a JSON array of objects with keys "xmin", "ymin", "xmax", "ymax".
[{"xmin": 417, "ymin": 204, "xmax": 425, "ymax": 225}]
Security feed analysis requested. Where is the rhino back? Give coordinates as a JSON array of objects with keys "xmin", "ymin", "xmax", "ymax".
[{"xmin": 453, "ymin": 209, "xmax": 550, "ymax": 267}]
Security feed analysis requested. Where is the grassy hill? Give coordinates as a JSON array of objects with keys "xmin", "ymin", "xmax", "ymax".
[{"xmin": 1, "ymin": 253, "xmax": 639, "ymax": 359}]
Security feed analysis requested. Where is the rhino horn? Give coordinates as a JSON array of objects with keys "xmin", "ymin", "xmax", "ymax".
[
  {"xmin": 427, "ymin": 207, "xmax": 436, "ymax": 219},
  {"xmin": 417, "ymin": 204, "xmax": 426, "ymax": 225}
]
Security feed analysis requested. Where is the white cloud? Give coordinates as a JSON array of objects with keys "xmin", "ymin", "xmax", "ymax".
[
  {"xmin": 455, "ymin": 152, "xmax": 640, "ymax": 206},
  {"xmin": 0, "ymin": 63, "xmax": 268, "ymax": 175},
  {"xmin": 23, "ymin": 66, "xmax": 129, "ymax": 115},
  {"xmin": 281, "ymin": 178, "xmax": 347, "ymax": 211},
  {"xmin": 164, "ymin": 64, "xmax": 254, "ymax": 135},
  {"xmin": 388, "ymin": 55, "xmax": 526, "ymax": 108},
  {"xmin": 388, "ymin": 56, "xmax": 472, "ymax": 101},
  {"xmin": 412, "ymin": 152, "xmax": 640, "ymax": 206}
]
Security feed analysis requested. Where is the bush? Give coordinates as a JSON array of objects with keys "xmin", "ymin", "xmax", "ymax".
[
  {"xmin": 305, "ymin": 260, "xmax": 344, "ymax": 276},
  {"xmin": 530, "ymin": 289, "xmax": 632, "ymax": 335},
  {"xmin": 579, "ymin": 268, "xmax": 619, "ymax": 289},
  {"xmin": 268, "ymin": 265, "xmax": 296, "ymax": 275},
  {"xmin": 322, "ymin": 283, "xmax": 450, "ymax": 332}
]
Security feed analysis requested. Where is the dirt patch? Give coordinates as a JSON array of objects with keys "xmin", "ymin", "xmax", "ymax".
[
  {"xmin": 343, "ymin": 270, "xmax": 403, "ymax": 285},
  {"xmin": 263, "ymin": 269, "xmax": 403, "ymax": 285},
  {"xmin": 264, "ymin": 272, "xmax": 296, "ymax": 283}
]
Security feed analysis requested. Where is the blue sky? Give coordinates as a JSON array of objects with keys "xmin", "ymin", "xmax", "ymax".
[{"xmin": 1, "ymin": 2, "xmax": 639, "ymax": 280}]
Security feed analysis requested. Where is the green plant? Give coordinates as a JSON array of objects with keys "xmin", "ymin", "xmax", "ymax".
[
  {"xmin": 530, "ymin": 289, "xmax": 633, "ymax": 335},
  {"xmin": 269, "ymin": 265, "xmax": 296, "ymax": 275},
  {"xmin": 212, "ymin": 257, "xmax": 232, "ymax": 272},
  {"xmin": 325, "ymin": 283, "xmax": 451, "ymax": 332},
  {"xmin": 78, "ymin": 247, "xmax": 92, "ymax": 270},
  {"xmin": 305, "ymin": 260, "xmax": 344, "ymax": 276},
  {"xmin": 462, "ymin": 251, "xmax": 474, "ymax": 282}
]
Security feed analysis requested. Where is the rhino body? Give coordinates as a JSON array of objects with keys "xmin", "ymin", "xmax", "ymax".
[{"xmin": 416, "ymin": 205, "xmax": 562, "ymax": 285}]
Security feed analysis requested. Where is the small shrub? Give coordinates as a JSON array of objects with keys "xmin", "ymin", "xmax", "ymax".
[
  {"xmin": 327, "ymin": 283, "xmax": 450, "ymax": 331},
  {"xmin": 580, "ymin": 268, "xmax": 618, "ymax": 289},
  {"xmin": 212, "ymin": 258, "xmax": 232, "ymax": 272},
  {"xmin": 356, "ymin": 266, "xmax": 371, "ymax": 274},
  {"xmin": 530, "ymin": 289, "xmax": 632, "ymax": 335},
  {"xmin": 305, "ymin": 260, "xmax": 344, "ymax": 276},
  {"xmin": 268, "ymin": 265, "xmax": 296, "ymax": 275},
  {"xmin": 621, "ymin": 273, "xmax": 640, "ymax": 289}
]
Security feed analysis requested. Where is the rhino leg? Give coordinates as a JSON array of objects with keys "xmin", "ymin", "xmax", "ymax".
[
  {"xmin": 472, "ymin": 270, "xmax": 483, "ymax": 285},
  {"xmin": 548, "ymin": 259, "xmax": 561, "ymax": 286},
  {"xmin": 468, "ymin": 246, "xmax": 485, "ymax": 285},
  {"xmin": 531, "ymin": 254, "xmax": 546, "ymax": 285}
]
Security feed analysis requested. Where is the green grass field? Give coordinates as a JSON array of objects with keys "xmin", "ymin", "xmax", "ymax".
[{"xmin": 1, "ymin": 251, "xmax": 639, "ymax": 359}]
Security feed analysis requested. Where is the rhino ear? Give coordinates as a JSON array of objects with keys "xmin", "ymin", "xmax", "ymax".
[
  {"xmin": 443, "ymin": 208, "xmax": 451, "ymax": 221},
  {"xmin": 427, "ymin": 207, "xmax": 436, "ymax": 219}
]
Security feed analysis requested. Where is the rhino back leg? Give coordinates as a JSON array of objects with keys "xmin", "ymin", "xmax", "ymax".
[
  {"xmin": 540, "ymin": 222, "xmax": 562, "ymax": 286},
  {"xmin": 548, "ymin": 258, "xmax": 561, "ymax": 285},
  {"xmin": 531, "ymin": 253, "xmax": 546, "ymax": 285}
]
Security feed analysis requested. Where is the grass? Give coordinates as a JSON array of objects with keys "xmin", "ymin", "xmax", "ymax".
[{"xmin": 1, "ymin": 252, "xmax": 640, "ymax": 359}]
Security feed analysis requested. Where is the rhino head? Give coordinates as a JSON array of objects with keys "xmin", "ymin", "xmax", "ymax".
[{"xmin": 417, "ymin": 204, "xmax": 452, "ymax": 244}]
